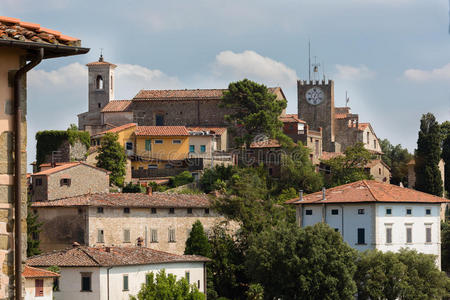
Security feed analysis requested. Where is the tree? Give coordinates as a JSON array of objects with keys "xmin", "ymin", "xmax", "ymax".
[
  {"xmin": 170, "ymin": 171, "xmax": 194, "ymax": 188},
  {"xmin": 380, "ymin": 139, "xmax": 413, "ymax": 186},
  {"xmin": 321, "ymin": 142, "xmax": 373, "ymax": 187},
  {"xmin": 122, "ymin": 182, "xmax": 145, "ymax": 193},
  {"xmin": 220, "ymin": 79, "xmax": 287, "ymax": 147},
  {"xmin": 27, "ymin": 201, "xmax": 42, "ymax": 256},
  {"xmin": 130, "ymin": 269, "xmax": 205, "ymax": 300},
  {"xmin": 245, "ymin": 222, "xmax": 358, "ymax": 299},
  {"xmin": 96, "ymin": 132, "xmax": 127, "ymax": 187},
  {"xmin": 442, "ymin": 221, "xmax": 450, "ymax": 272},
  {"xmin": 185, "ymin": 221, "xmax": 211, "ymax": 258},
  {"xmin": 441, "ymin": 121, "xmax": 450, "ymax": 197}
]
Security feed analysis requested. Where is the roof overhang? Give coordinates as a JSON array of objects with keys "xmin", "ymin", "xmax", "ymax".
[{"xmin": 0, "ymin": 40, "xmax": 89, "ymax": 59}]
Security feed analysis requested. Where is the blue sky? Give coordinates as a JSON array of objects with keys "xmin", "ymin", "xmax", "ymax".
[{"xmin": 3, "ymin": 0, "xmax": 450, "ymax": 167}]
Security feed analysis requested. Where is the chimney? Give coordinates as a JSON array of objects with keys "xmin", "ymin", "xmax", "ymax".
[
  {"xmin": 72, "ymin": 242, "xmax": 80, "ymax": 248},
  {"xmin": 105, "ymin": 246, "xmax": 110, "ymax": 252},
  {"xmin": 299, "ymin": 190, "xmax": 303, "ymax": 201},
  {"xmin": 322, "ymin": 187, "xmax": 326, "ymax": 201},
  {"xmin": 146, "ymin": 186, "xmax": 152, "ymax": 196}
]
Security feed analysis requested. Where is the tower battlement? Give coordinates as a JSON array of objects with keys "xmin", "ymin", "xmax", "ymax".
[{"xmin": 297, "ymin": 79, "xmax": 333, "ymax": 86}]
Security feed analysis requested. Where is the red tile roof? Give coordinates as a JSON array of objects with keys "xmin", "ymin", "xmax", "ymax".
[
  {"xmin": 250, "ymin": 139, "xmax": 281, "ymax": 148},
  {"xmin": 93, "ymin": 123, "xmax": 137, "ymax": 136},
  {"xmin": 0, "ymin": 16, "xmax": 81, "ymax": 47},
  {"xmin": 279, "ymin": 114, "xmax": 306, "ymax": 124},
  {"xmin": 286, "ymin": 180, "xmax": 450, "ymax": 205},
  {"xmin": 31, "ymin": 192, "xmax": 211, "ymax": 208},
  {"xmin": 335, "ymin": 113, "xmax": 348, "ymax": 119},
  {"xmin": 23, "ymin": 266, "xmax": 59, "ymax": 278},
  {"xmin": 32, "ymin": 162, "xmax": 110, "ymax": 176},
  {"xmin": 358, "ymin": 123, "xmax": 370, "ymax": 131},
  {"xmin": 86, "ymin": 55, "xmax": 117, "ymax": 68},
  {"xmin": 135, "ymin": 126, "xmax": 189, "ymax": 136},
  {"xmin": 27, "ymin": 246, "xmax": 209, "ymax": 267},
  {"xmin": 101, "ymin": 100, "xmax": 132, "ymax": 112},
  {"xmin": 187, "ymin": 127, "xmax": 227, "ymax": 136}
]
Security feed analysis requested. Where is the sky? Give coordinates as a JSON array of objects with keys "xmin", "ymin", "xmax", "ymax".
[{"xmin": 3, "ymin": 0, "xmax": 450, "ymax": 168}]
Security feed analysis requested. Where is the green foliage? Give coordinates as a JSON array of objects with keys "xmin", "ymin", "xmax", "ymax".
[
  {"xmin": 169, "ymin": 171, "xmax": 194, "ymax": 188},
  {"xmin": 245, "ymin": 283, "xmax": 264, "ymax": 300},
  {"xmin": 35, "ymin": 126, "xmax": 90, "ymax": 166},
  {"xmin": 321, "ymin": 142, "xmax": 373, "ymax": 187},
  {"xmin": 380, "ymin": 138, "xmax": 413, "ymax": 186},
  {"xmin": 220, "ymin": 79, "xmax": 287, "ymax": 147},
  {"xmin": 122, "ymin": 182, "xmax": 145, "ymax": 193},
  {"xmin": 46, "ymin": 265, "xmax": 60, "ymax": 274},
  {"xmin": 442, "ymin": 221, "xmax": 450, "ymax": 272},
  {"xmin": 199, "ymin": 165, "xmax": 236, "ymax": 193},
  {"xmin": 130, "ymin": 269, "xmax": 205, "ymax": 300},
  {"xmin": 185, "ymin": 221, "xmax": 211, "ymax": 258},
  {"xmin": 27, "ymin": 201, "xmax": 42, "ymax": 257},
  {"xmin": 246, "ymin": 222, "xmax": 358, "ymax": 300},
  {"xmin": 441, "ymin": 121, "xmax": 450, "ymax": 197},
  {"xmin": 96, "ymin": 132, "xmax": 127, "ymax": 187},
  {"xmin": 414, "ymin": 113, "xmax": 443, "ymax": 196}
]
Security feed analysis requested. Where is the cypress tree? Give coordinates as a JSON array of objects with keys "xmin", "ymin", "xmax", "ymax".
[
  {"xmin": 414, "ymin": 113, "xmax": 443, "ymax": 196},
  {"xmin": 184, "ymin": 220, "xmax": 211, "ymax": 257},
  {"xmin": 441, "ymin": 121, "xmax": 450, "ymax": 198}
]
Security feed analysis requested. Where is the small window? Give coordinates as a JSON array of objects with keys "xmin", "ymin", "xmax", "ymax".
[
  {"xmin": 378, "ymin": 168, "xmax": 381, "ymax": 175},
  {"xmin": 386, "ymin": 208, "xmax": 392, "ymax": 215},
  {"xmin": 97, "ymin": 207, "xmax": 104, "ymax": 214},
  {"xmin": 151, "ymin": 208, "xmax": 157, "ymax": 214},
  {"xmin": 358, "ymin": 209, "xmax": 365, "ymax": 215},
  {"xmin": 406, "ymin": 208, "xmax": 412, "ymax": 215},
  {"xmin": 169, "ymin": 228, "xmax": 176, "ymax": 242},
  {"xmin": 78, "ymin": 208, "xmax": 83, "ymax": 215},
  {"xmin": 98, "ymin": 103, "xmax": 101, "ymax": 108},
  {"xmin": 151, "ymin": 229, "xmax": 158, "ymax": 243},
  {"xmin": 124, "ymin": 207, "xmax": 130, "ymax": 214},
  {"xmin": 425, "ymin": 226, "xmax": 432, "ymax": 243},
  {"xmin": 204, "ymin": 208, "xmax": 210, "ymax": 214},
  {"xmin": 189, "ymin": 145, "xmax": 195, "ymax": 153},
  {"xmin": 154, "ymin": 140, "xmax": 163, "ymax": 144},
  {"xmin": 145, "ymin": 139, "xmax": 152, "ymax": 151},
  {"xmin": 200, "ymin": 145, "xmax": 206, "ymax": 153},
  {"xmin": 357, "ymin": 228, "xmax": 365, "ymax": 244},
  {"xmin": 96, "ymin": 75, "xmax": 104, "ymax": 90},
  {"xmin": 173, "ymin": 139, "xmax": 182, "ymax": 144},
  {"xmin": 386, "ymin": 227, "xmax": 392, "ymax": 244},
  {"xmin": 60, "ymin": 178, "xmax": 71, "ymax": 186},
  {"xmin": 187, "ymin": 208, "xmax": 193, "ymax": 214},
  {"xmin": 305, "ymin": 209, "xmax": 313, "ymax": 215},
  {"xmin": 155, "ymin": 114, "xmax": 164, "ymax": 126},
  {"xmin": 35, "ymin": 279, "xmax": 44, "ymax": 297},
  {"xmin": 425, "ymin": 208, "xmax": 431, "ymax": 215},
  {"xmin": 406, "ymin": 227, "xmax": 412, "ymax": 243},
  {"xmin": 169, "ymin": 208, "xmax": 175, "ymax": 214},
  {"xmin": 97, "ymin": 229, "xmax": 104, "ymax": 243},
  {"xmin": 185, "ymin": 271, "xmax": 190, "ymax": 284},
  {"xmin": 331, "ymin": 209, "xmax": 339, "ymax": 215},
  {"xmin": 123, "ymin": 229, "xmax": 130, "ymax": 243},
  {"xmin": 148, "ymin": 164, "xmax": 158, "ymax": 169},
  {"xmin": 35, "ymin": 178, "xmax": 42, "ymax": 186},
  {"xmin": 123, "ymin": 275, "xmax": 129, "ymax": 291},
  {"xmin": 126, "ymin": 142, "xmax": 133, "ymax": 150},
  {"xmin": 81, "ymin": 273, "xmax": 92, "ymax": 292}
]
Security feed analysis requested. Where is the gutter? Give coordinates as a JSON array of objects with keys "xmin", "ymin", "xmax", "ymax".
[
  {"xmin": 107, "ymin": 266, "xmax": 113, "ymax": 300},
  {"xmin": 14, "ymin": 48, "xmax": 44, "ymax": 300}
]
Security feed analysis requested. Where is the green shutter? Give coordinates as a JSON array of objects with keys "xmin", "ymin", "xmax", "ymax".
[{"xmin": 145, "ymin": 139, "xmax": 151, "ymax": 151}]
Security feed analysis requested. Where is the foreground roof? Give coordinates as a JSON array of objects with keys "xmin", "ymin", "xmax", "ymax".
[
  {"xmin": 101, "ymin": 100, "xmax": 132, "ymax": 112},
  {"xmin": 33, "ymin": 162, "xmax": 110, "ymax": 176},
  {"xmin": 286, "ymin": 180, "xmax": 449, "ymax": 205},
  {"xmin": 31, "ymin": 192, "xmax": 211, "ymax": 208},
  {"xmin": 93, "ymin": 123, "xmax": 137, "ymax": 137},
  {"xmin": 0, "ymin": 16, "xmax": 89, "ymax": 58},
  {"xmin": 23, "ymin": 266, "xmax": 59, "ymax": 278},
  {"xmin": 279, "ymin": 114, "xmax": 306, "ymax": 124},
  {"xmin": 135, "ymin": 126, "xmax": 189, "ymax": 136},
  {"xmin": 27, "ymin": 246, "xmax": 209, "ymax": 268}
]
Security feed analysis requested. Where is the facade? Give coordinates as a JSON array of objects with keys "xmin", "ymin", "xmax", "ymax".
[
  {"xmin": 407, "ymin": 159, "xmax": 445, "ymax": 194},
  {"xmin": 0, "ymin": 16, "xmax": 89, "ymax": 299},
  {"xmin": 31, "ymin": 162, "xmax": 110, "ymax": 202},
  {"xmin": 27, "ymin": 245, "xmax": 208, "ymax": 300},
  {"xmin": 31, "ymin": 191, "xmax": 228, "ymax": 254},
  {"xmin": 23, "ymin": 266, "xmax": 59, "ymax": 300},
  {"xmin": 365, "ymin": 159, "xmax": 391, "ymax": 183},
  {"xmin": 287, "ymin": 180, "xmax": 449, "ymax": 268}
]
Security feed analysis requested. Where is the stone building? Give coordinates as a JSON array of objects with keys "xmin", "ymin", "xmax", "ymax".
[
  {"xmin": 364, "ymin": 159, "xmax": 391, "ymax": 183},
  {"xmin": 31, "ymin": 191, "xmax": 228, "ymax": 255},
  {"xmin": 0, "ymin": 16, "xmax": 88, "ymax": 299},
  {"xmin": 30, "ymin": 162, "xmax": 110, "ymax": 202}
]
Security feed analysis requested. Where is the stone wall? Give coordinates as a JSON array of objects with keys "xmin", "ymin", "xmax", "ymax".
[{"xmin": 42, "ymin": 140, "xmax": 87, "ymax": 165}]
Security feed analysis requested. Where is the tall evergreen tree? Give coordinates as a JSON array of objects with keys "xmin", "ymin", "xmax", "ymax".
[
  {"xmin": 441, "ymin": 121, "xmax": 450, "ymax": 198},
  {"xmin": 27, "ymin": 201, "xmax": 42, "ymax": 256},
  {"xmin": 185, "ymin": 220, "xmax": 211, "ymax": 257},
  {"xmin": 414, "ymin": 113, "xmax": 443, "ymax": 196},
  {"xmin": 96, "ymin": 132, "xmax": 127, "ymax": 187}
]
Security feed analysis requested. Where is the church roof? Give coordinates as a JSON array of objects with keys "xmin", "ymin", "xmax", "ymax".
[
  {"xmin": 86, "ymin": 54, "xmax": 117, "ymax": 67},
  {"xmin": 101, "ymin": 100, "xmax": 132, "ymax": 112}
]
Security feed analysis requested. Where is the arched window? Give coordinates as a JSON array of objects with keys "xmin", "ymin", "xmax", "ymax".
[{"xmin": 96, "ymin": 75, "xmax": 104, "ymax": 90}]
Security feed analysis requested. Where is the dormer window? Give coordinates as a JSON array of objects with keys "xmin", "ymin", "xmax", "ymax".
[{"xmin": 96, "ymin": 75, "xmax": 104, "ymax": 90}]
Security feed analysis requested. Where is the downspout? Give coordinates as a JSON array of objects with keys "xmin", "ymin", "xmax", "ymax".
[
  {"xmin": 14, "ymin": 48, "xmax": 44, "ymax": 300},
  {"xmin": 107, "ymin": 266, "xmax": 113, "ymax": 300}
]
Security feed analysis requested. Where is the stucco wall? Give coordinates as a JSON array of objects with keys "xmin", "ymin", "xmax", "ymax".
[
  {"xmin": 54, "ymin": 267, "xmax": 100, "ymax": 300},
  {"xmin": 24, "ymin": 277, "xmax": 53, "ymax": 300},
  {"xmin": 367, "ymin": 161, "xmax": 391, "ymax": 183},
  {"xmin": 102, "ymin": 112, "xmax": 133, "ymax": 127}
]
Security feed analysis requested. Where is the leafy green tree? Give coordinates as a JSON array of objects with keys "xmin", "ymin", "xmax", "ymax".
[
  {"xmin": 199, "ymin": 165, "xmax": 236, "ymax": 193},
  {"xmin": 27, "ymin": 201, "xmax": 42, "ymax": 256},
  {"xmin": 185, "ymin": 221, "xmax": 211, "ymax": 258},
  {"xmin": 96, "ymin": 132, "xmax": 127, "ymax": 187},
  {"xmin": 441, "ymin": 221, "xmax": 450, "ymax": 272},
  {"xmin": 170, "ymin": 171, "xmax": 194, "ymax": 188},
  {"xmin": 245, "ymin": 283, "xmax": 264, "ymax": 300},
  {"xmin": 220, "ymin": 79, "xmax": 287, "ymax": 147},
  {"xmin": 321, "ymin": 142, "xmax": 373, "ymax": 187},
  {"xmin": 441, "ymin": 121, "xmax": 450, "ymax": 197},
  {"xmin": 245, "ymin": 222, "xmax": 358, "ymax": 299},
  {"xmin": 414, "ymin": 113, "xmax": 443, "ymax": 196},
  {"xmin": 122, "ymin": 182, "xmax": 145, "ymax": 193},
  {"xmin": 380, "ymin": 139, "xmax": 413, "ymax": 186},
  {"xmin": 130, "ymin": 269, "xmax": 204, "ymax": 300}
]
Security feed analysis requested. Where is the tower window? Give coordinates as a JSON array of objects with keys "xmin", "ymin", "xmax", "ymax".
[
  {"xmin": 96, "ymin": 75, "xmax": 104, "ymax": 90},
  {"xmin": 98, "ymin": 103, "xmax": 101, "ymax": 108}
]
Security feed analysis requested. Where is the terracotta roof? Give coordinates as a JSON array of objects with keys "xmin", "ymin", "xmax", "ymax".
[
  {"xmin": 135, "ymin": 126, "xmax": 189, "ymax": 136},
  {"xmin": 101, "ymin": 100, "xmax": 132, "ymax": 112},
  {"xmin": 32, "ymin": 162, "xmax": 110, "ymax": 176},
  {"xmin": 279, "ymin": 114, "xmax": 306, "ymax": 124},
  {"xmin": 358, "ymin": 123, "xmax": 370, "ymax": 131},
  {"xmin": 31, "ymin": 192, "xmax": 211, "ymax": 208},
  {"xmin": 187, "ymin": 127, "xmax": 227, "ymax": 136},
  {"xmin": 250, "ymin": 139, "xmax": 281, "ymax": 148},
  {"xmin": 23, "ymin": 266, "xmax": 59, "ymax": 278},
  {"xmin": 286, "ymin": 180, "xmax": 450, "ymax": 205},
  {"xmin": 320, "ymin": 151, "xmax": 343, "ymax": 160},
  {"xmin": 335, "ymin": 113, "xmax": 348, "ymax": 119},
  {"xmin": 93, "ymin": 123, "xmax": 137, "ymax": 137},
  {"xmin": 27, "ymin": 246, "xmax": 209, "ymax": 267}
]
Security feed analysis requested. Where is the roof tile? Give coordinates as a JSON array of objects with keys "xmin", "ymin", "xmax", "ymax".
[
  {"xmin": 33, "ymin": 162, "xmax": 110, "ymax": 176},
  {"xmin": 101, "ymin": 100, "xmax": 132, "ymax": 112},
  {"xmin": 135, "ymin": 126, "xmax": 189, "ymax": 136},
  {"xmin": 23, "ymin": 266, "xmax": 59, "ymax": 278}
]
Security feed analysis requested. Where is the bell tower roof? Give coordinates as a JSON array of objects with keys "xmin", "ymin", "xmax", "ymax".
[{"xmin": 86, "ymin": 54, "xmax": 117, "ymax": 68}]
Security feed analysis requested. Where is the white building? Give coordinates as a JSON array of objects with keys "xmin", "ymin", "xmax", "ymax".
[
  {"xmin": 27, "ymin": 245, "xmax": 209, "ymax": 300},
  {"xmin": 287, "ymin": 180, "xmax": 449, "ymax": 268},
  {"xmin": 23, "ymin": 265, "xmax": 59, "ymax": 300}
]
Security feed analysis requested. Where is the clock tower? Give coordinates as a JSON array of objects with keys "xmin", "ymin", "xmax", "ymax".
[{"xmin": 298, "ymin": 79, "xmax": 337, "ymax": 152}]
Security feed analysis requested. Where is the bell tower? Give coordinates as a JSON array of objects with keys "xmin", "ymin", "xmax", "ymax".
[{"xmin": 87, "ymin": 54, "xmax": 116, "ymax": 113}]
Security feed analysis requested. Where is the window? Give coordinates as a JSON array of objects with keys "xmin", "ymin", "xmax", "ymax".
[
  {"xmin": 35, "ymin": 178, "xmax": 42, "ymax": 186},
  {"xmin": 35, "ymin": 279, "xmax": 44, "ymax": 297},
  {"xmin": 189, "ymin": 145, "xmax": 195, "ymax": 153},
  {"xmin": 165, "ymin": 164, "xmax": 173, "ymax": 169},
  {"xmin": 173, "ymin": 139, "xmax": 182, "ymax": 144},
  {"xmin": 358, "ymin": 209, "xmax": 365, "ymax": 215},
  {"xmin": 154, "ymin": 140, "xmax": 163, "ymax": 144},
  {"xmin": 169, "ymin": 228, "xmax": 176, "ymax": 242},
  {"xmin": 123, "ymin": 229, "xmax": 130, "ymax": 243},
  {"xmin": 124, "ymin": 207, "xmax": 130, "ymax": 214},
  {"xmin": 315, "ymin": 140, "xmax": 319, "ymax": 156},
  {"xmin": 373, "ymin": 139, "xmax": 377, "ymax": 148},
  {"xmin": 60, "ymin": 178, "xmax": 71, "ymax": 186},
  {"xmin": 151, "ymin": 229, "xmax": 158, "ymax": 242},
  {"xmin": 123, "ymin": 275, "xmax": 129, "ymax": 291},
  {"xmin": 406, "ymin": 226, "xmax": 412, "ymax": 243},
  {"xmin": 200, "ymin": 145, "xmax": 206, "ymax": 153},
  {"xmin": 96, "ymin": 75, "xmax": 103, "ymax": 90},
  {"xmin": 204, "ymin": 208, "xmax": 210, "ymax": 214},
  {"xmin": 145, "ymin": 139, "xmax": 151, "ymax": 151},
  {"xmin": 155, "ymin": 114, "xmax": 164, "ymax": 126},
  {"xmin": 81, "ymin": 273, "xmax": 92, "ymax": 292},
  {"xmin": 331, "ymin": 209, "xmax": 339, "ymax": 215},
  {"xmin": 148, "ymin": 164, "xmax": 157, "ymax": 169},
  {"xmin": 185, "ymin": 271, "xmax": 190, "ymax": 283},
  {"xmin": 406, "ymin": 208, "xmax": 412, "ymax": 215},
  {"xmin": 386, "ymin": 226, "xmax": 392, "ymax": 244},
  {"xmin": 97, "ymin": 229, "xmax": 104, "ymax": 243},
  {"xmin": 98, "ymin": 103, "xmax": 101, "ymax": 108},
  {"xmin": 126, "ymin": 142, "xmax": 133, "ymax": 150},
  {"xmin": 425, "ymin": 208, "xmax": 431, "ymax": 215},
  {"xmin": 386, "ymin": 208, "xmax": 392, "ymax": 215},
  {"xmin": 169, "ymin": 208, "xmax": 175, "ymax": 214},
  {"xmin": 378, "ymin": 168, "xmax": 381, "ymax": 175},
  {"xmin": 78, "ymin": 208, "xmax": 83, "ymax": 215},
  {"xmin": 151, "ymin": 208, "xmax": 157, "ymax": 214},
  {"xmin": 357, "ymin": 228, "xmax": 365, "ymax": 244},
  {"xmin": 198, "ymin": 280, "xmax": 200, "ymax": 289},
  {"xmin": 97, "ymin": 207, "xmax": 104, "ymax": 214},
  {"xmin": 366, "ymin": 132, "xmax": 369, "ymax": 144},
  {"xmin": 187, "ymin": 208, "xmax": 193, "ymax": 214},
  {"xmin": 305, "ymin": 209, "xmax": 313, "ymax": 215},
  {"xmin": 425, "ymin": 225, "xmax": 432, "ymax": 243}
]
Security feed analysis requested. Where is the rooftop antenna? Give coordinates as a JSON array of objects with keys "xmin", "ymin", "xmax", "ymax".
[
  {"xmin": 99, "ymin": 48, "xmax": 104, "ymax": 62},
  {"xmin": 345, "ymin": 91, "xmax": 350, "ymax": 107},
  {"xmin": 322, "ymin": 61, "xmax": 326, "ymax": 81},
  {"xmin": 308, "ymin": 40, "xmax": 311, "ymax": 81}
]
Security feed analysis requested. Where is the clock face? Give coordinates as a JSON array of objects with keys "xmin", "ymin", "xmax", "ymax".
[{"xmin": 305, "ymin": 87, "xmax": 324, "ymax": 105}]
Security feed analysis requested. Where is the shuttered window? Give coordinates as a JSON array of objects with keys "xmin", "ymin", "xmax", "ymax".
[
  {"xmin": 98, "ymin": 229, "xmax": 104, "ymax": 243},
  {"xmin": 169, "ymin": 228, "xmax": 176, "ymax": 242},
  {"xmin": 123, "ymin": 275, "xmax": 129, "ymax": 291},
  {"xmin": 406, "ymin": 227, "xmax": 412, "ymax": 243},
  {"xmin": 426, "ymin": 226, "xmax": 432, "ymax": 243},
  {"xmin": 386, "ymin": 227, "xmax": 392, "ymax": 244},
  {"xmin": 357, "ymin": 228, "xmax": 365, "ymax": 244},
  {"xmin": 151, "ymin": 229, "xmax": 158, "ymax": 243},
  {"xmin": 123, "ymin": 229, "xmax": 130, "ymax": 243},
  {"xmin": 145, "ymin": 139, "xmax": 151, "ymax": 151},
  {"xmin": 35, "ymin": 279, "xmax": 44, "ymax": 297}
]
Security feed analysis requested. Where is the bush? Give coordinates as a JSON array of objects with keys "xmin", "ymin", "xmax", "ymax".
[
  {"xmin": 122, "ymin": 182, "xmax": 145, "ymax": 193},
  {"xmin": 169, "ymin": 171, "xmax": 194, "ymax": 188}
]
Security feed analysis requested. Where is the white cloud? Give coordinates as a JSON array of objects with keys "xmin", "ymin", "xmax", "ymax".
[
  {"xmin": 334, "ymin": 64, "xmax": 375, "ymax": 81},
  {"xmin": 403, "ymin": 63, "xmax": 450, "ymax": 82}
]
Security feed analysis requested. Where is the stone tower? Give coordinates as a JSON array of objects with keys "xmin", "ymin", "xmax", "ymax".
[{"xmin": 298, "ymin": 80, "xmax": 338, "ymax": 152}]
